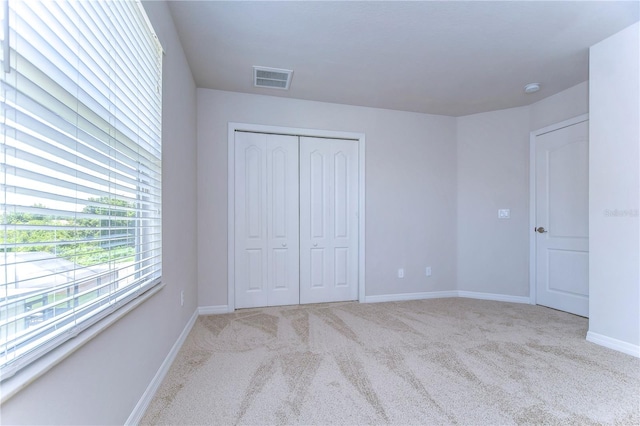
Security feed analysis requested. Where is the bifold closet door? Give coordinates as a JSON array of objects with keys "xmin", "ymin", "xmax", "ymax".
[
  {"xmin": 299, "ymin": 137, "xmax": 359, "ymax": 304},
  {"xmin": 234, "ymin": 132, "xmax": 300, "ymax": 308}
]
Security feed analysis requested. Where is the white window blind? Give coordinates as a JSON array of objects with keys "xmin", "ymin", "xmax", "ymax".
[{"xmin": 0, "ymin": 0, "xmax": 162, "ymax": 378}]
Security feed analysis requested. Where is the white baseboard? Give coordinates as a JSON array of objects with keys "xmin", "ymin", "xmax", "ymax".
[
  {"xmin": 586, "ymin": 331, "xmax": 640, "ymax": 358},
  {"xmin": 198, "ymin": 305, "xmax": 230, "ymax": 315},
  {"xmin": 125, "ymin": 309, "xmax": 199, "ymax": 426},
  {"xmin": 364, "ymin": 290, "xmax": 530, "ymax": 305},
  {"xmin": 456, "ymin": 291, "xmax": 531, "ymax": 304},
  {"xmin": 364, "ymin": 291, "xmax": 458, "ymax": 303}
]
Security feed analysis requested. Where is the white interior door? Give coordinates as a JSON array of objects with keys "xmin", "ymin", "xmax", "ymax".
[
  {"xmin": 299, "ymin": 137, "xmax": 359, "ymax": 304},
  {"xmin": 535, "ymin": 120, "xmax": 589, "ymax": 316},
  {"xmin": 234, "ymin": 132, "xmax": 299, "ymax": 308}
]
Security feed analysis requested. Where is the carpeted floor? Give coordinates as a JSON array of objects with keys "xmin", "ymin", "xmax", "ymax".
[{"xmin": 141, "ymin": 298, "xmax": 640, "ymax": 425}]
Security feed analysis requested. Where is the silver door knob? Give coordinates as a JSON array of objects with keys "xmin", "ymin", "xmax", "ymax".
[
  {"xmin": 535, "ymin": 227, "xmax": 547, "ymax": 233},
  {"xmin": 313, "ymin": 243, "xmax": 318, "ymax": 247},
  {"xmin": 282, "ymin": 243, "xmax": 287, "ymax": 247}
]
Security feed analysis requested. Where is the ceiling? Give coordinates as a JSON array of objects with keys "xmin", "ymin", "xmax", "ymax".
[{"xmin": 168, "ymin": 1, "xmax": 639, "ymax": 117}]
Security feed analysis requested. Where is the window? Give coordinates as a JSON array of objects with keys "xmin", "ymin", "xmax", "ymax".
[{"xmin": 0, "ymin": 0, "xmax": 162, "ymax": 379}]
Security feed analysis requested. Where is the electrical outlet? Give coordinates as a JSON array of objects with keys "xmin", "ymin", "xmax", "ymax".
[
  {"xmin": 425, "ymin": 267, "xmax": 432, "ymax": 277},
  {"xmin": 180, "ymin": 290, "xmax": 184, "ymax": 306},
  {"xmin": 398, "ymin": 268, "xmax": 404, "ymax": 278}
]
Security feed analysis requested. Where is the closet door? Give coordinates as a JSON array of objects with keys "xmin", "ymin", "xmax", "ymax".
[
  {"xmin": 299, "ymin": 137, "xmax": 359, "ymax": 304},
  {"xmin": 234, "ymin": 132, "xmax": 299, "ymax": 308}
]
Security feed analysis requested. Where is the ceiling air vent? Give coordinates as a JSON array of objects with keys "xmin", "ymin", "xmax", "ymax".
[{"xmin": 253, "ymin": 66, "xmax": 293, "ymax": 90}]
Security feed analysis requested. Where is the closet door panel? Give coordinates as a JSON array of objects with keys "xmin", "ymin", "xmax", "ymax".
[
  {"xmin": 235, "ymin": 132, "xmax": 299, "ymax": 308},
  {"xmin": 266, "ymin": 134, "xmax": 299, "ymax": 306},
  {"xmin": 235, "ymin": 132, "xmax": 268, "ymax": 308},
  {"xmin": 300, "ymin": 137, "xmax": 358, "ymax": 304}
]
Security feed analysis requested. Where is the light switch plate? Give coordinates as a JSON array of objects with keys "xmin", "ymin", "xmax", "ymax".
[{"xmin": 498, "ymin": 209, "xmax": 510, "ymax": 219}]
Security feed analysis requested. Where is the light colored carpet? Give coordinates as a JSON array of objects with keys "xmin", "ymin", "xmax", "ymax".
[{"xmin": 141, "ymin": 298, "xmax": 640, "ymax": 425}]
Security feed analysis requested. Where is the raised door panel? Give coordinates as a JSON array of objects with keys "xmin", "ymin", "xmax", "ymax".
[
  {"xmin": 548, "ymin": 140, "xmax": 589, "ymax": 238},
  {"xmin": 310, "ymin": 151, "xmax": 326, "ymax": 239},
  {"xmin": 333, "ymin": 152, "xmax": 348, "ymax": 239}
]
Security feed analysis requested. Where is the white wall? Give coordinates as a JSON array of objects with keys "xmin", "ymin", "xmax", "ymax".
[
  {"xmin": 529, "ymin": 81, "xmax": 589, "ymax": 131},
  {"xmin": 0, "ymin": 2, "xmax": 199, "ymax": 424},
  {"xmin": 456, "ymin": 107, "xmax": 530, "ymax": 297},
  {"xmin": 199, "ymin": 84, "xmax": 591, "ymax": 306},
  {"xmin": 455, "ymin": 82, "xmax": 589, "ymax": 299},
  {"xmin": 588, "ymin": 22, "xmax": 640, "ymax": 352},
  {"xmin": 197, "ymin": 90, "xmax": 457, "ymax": 305}
]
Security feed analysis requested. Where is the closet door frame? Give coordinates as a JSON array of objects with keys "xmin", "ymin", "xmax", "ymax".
[{"xmin": 227, "ymin": 122, "xmax": 366, "ymax": 312}]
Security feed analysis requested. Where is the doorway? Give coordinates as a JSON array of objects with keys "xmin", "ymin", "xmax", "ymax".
[
  {"xmin": 530, "ymin": 114, "xmax": 589, "ymax": 317},
  {"xmin": 228, "ymin": 123, "xmax": 366, "ymax": 310}
]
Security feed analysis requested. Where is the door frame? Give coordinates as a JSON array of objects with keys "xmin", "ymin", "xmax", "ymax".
[
  {"xmin": 529, "ymin": 113, "xmax": 588, "ymax": 305},
  {"xmin": 227, "ymin": 122, "xmax": 366, "ymax": 311}
]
